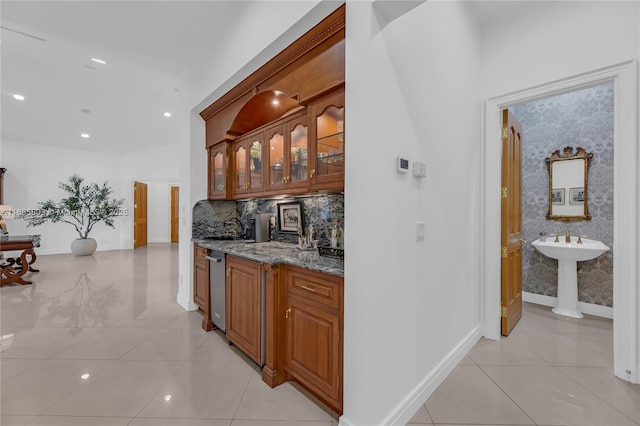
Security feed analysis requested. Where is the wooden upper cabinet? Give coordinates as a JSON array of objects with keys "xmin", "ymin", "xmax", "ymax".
[
  {"xmin": 265, "ymin": 123, "xmax": 286, "ymax": 192},
  {"xmin": 208, "ymin": 142, "xmax": 229, "ymax": 200},
  {"xmin": 201, "ymin": 4, "xmax": 345, "ymax": 200},
  {"xmin": 232, "ymin": 129, "xmax": 265, "ymax": 197},
  {"xmin": 265, "ymin": 111, "xmax": 309, "ymax": 193},
  {"xmin": 309, "ymin": 89, "xmax": 345, "ymax": 191}
]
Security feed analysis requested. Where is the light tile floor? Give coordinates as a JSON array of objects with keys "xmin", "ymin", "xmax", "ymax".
[
  {"xmin": 1, "ymin": 244, "xmax": 337, "ymax": 426},
  {"xmin": 1, "ymin": 244, "xmax": 638, "ymax": 426},
  {"xmin": 409, "ymin": 302, "xmax": 640, "ymax": 426}
]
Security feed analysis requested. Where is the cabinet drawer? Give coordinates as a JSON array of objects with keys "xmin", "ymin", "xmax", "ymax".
[
  {"xmin": 287, "ymin": 266, "xmax": 342, "ymax": 310},
  {"xmin": 194, "ymin": 244, "xmax": 209, "ymax": 257}
]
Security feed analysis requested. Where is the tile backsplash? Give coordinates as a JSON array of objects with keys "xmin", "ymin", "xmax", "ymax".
[{"xmin": 193, "ymin": 194, "xmax": 344, "ymax": 247}]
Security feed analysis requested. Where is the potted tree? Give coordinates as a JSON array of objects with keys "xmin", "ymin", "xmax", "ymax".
[{"xmin": 26, "ymin": 174, "xmax": 124, "ymax": 256}]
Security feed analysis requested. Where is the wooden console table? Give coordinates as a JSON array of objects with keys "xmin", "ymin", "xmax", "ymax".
[{"xmin": 1, "ymin": 235, "xmax": 41, "ymax": 286}]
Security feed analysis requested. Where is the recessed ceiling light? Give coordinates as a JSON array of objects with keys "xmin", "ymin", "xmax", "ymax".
[
  {"xmin": 12, "ymin": 94, "xmax": 25, "ymax": 101},
  {"xmin": 81, "ymin": 133, "xmax": 90, "ymax": 139},
  {"xmin": 81, "ymin": 373, "xmax": 90, "ymax": 380},
  {"xmin": 91, "ymin": 58, "xmax": 107, "ymax": 65},
  {"xmin": 163, "ymin": 112, "xmax": 172, "ymax": 118},
  {"xmin": 272, "ymin": 100, "xmax": 279, "ymax": 105}
]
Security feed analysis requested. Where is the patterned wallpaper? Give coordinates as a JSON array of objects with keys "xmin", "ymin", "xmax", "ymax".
[{"xmin": 512, "ymin": 82, "xmax": 614, "ymax": 307}]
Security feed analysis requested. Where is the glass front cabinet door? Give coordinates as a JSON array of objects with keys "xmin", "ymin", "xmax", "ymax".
[
  {"xmin": 265, "ymin": 124, "xmax": 286, "ymax": 191},
  {"xmin": 208, "ymin": 141, "xmax": 229, "ymax": 200},
  {"xmin": 265, "ymin": 111, "xmax": 308, "ymax": 193},
  {"xmin": 310, "ymin": 89, "xmax": 344, "ymax": 191},
  {"xmin": 232, "ymin": 129, "xmax": 265, "ymax": 197}
]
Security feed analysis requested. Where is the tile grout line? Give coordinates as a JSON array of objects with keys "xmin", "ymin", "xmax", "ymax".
[
  {"xmin": 553, "ymin": 365, "xmax": 640, "ymax": 426},
  {"xmin": 476, "ymin": 364, "xmax": 539, "ymax": 426},
  {"xmin": 31, "ymin": 357, "xmax": 119, "ymax": 419}
]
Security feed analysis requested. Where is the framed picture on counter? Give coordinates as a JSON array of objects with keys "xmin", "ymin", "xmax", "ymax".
[{"xmin": 278, "ymin": 201, "xmax": 303, "ymax": 233}]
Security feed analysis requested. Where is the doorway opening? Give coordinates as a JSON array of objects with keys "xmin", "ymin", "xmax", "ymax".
[
  {"xmin": 482, "ymin": 60, "xmax": 639, "ymax": 384},
  {"xmin": 500, "ymin": 82, "xmax": 615, "ymax": 340}
]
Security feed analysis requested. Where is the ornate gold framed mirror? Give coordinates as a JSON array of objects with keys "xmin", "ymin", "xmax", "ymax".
[{"xmin": 546, "ymin": 146, "xmax": 593, "ymax": 221}]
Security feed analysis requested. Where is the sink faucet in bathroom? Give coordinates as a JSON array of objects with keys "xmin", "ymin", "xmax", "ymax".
[{"xmin": 565, "ymin": 230, "xmax": 571, "ymax": 243}]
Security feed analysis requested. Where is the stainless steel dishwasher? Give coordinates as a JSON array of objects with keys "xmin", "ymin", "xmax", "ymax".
[{"xmin": 206, "ymin": 251, "xmax": 226, "ymax": 332}]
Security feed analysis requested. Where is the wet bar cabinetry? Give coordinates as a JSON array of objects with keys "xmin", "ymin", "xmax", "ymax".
[
  {"xmin": 285, "ymin": 265, "xmax": 343, "ymax": 414},
  {"xmin": 201, "ymin": 5, "xmax": 345, "ymax": 200},
  {"xmin": 207, "ymin": 142, "xmax": 229, "ymax": 200},
  {"xmin": 210, "ymin": 89, "xmax": 344, "ymax": 199},
  {"xmin": 232, "ymin": 130, "xmax": 265, "ymax": 197},
  {"xmin": 226, "ymin": 255, "xmax": 263, "ymax": 364},
  {"xmin": 193, "ymin": 244, "xmax": 212, "ymax": 330},
  {"xmin": 309, "ymin": 90, "xmax": 344, "ymax": 192},
  {"xmin": 264, "ymin": 111, "xmax": 310, "ymax": 193},
  {"xmin": 196, "ymin": 4, "xmax": 345, "ymax": 415}
]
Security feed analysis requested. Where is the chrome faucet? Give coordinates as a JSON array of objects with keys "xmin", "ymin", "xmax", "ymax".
[{"xmin": 565, "ymin": 230, "xmax": 571, "ymax": 243}]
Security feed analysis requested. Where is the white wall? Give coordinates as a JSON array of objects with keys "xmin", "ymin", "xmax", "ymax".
[
  {"xmin": 1, "ymin": 140, "xmax": 179, "ymax": 254},
  {"xmin": 120, "ymin": 143, "xmax": 180, "ymax": 247},
  {"xmin": 480, "ymin": 1, "xmax": 639, "ymax": 97},
  {"xmin": 1, "ymin": 140, "xmax": 125, "ymax": 254},
  {"xmin": 478, "ymin": 0, "xmax": 640, "ymax": 383},
  {"xmin": 343, "ymin": 2, "xmax": 482, "ymax": 424}
]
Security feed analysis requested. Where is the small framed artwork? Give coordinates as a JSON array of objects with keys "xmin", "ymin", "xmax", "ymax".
[
  {"xmin": 569, "ymin": 187, "xmax": 585, "ymax": 204},
  {"xmin": 551, "ymin": 188, "xmax": 565, "ymax": 205},
  {"xmin": 278, "ymin": 201, "xmax": 303, "ymax": 233}
]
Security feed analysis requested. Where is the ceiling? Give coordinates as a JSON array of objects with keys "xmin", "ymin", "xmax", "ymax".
[{"xmin": 0, "ymin": 1, "xmax": 317, "ymax": 154}]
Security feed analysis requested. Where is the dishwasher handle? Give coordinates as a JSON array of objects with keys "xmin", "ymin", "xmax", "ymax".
[{"xmin": 205, "ymin": 255, "xmax": 223, "ymax": 263}]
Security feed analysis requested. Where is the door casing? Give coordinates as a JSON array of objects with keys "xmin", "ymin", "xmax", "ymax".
[{"xmin": 481, "ymin": 60, "xmax": 639, "ymax": 384}]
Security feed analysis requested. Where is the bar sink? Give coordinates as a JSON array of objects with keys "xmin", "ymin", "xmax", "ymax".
[{"xmin": 532, "ymin": 237, "xmax": 610, "ymax": 318}]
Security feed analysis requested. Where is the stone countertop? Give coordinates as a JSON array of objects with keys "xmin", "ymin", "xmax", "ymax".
[{"xmin": 192, "ymin": 238, "xmax": 344, "ymax": 277}]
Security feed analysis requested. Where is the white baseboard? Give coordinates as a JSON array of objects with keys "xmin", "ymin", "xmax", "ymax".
[
  {"xmin": 176, "ymin": 292, "xmax": 198, "ymax": 311},
  {"xmin": 338, "ymin": 325, "xmax": 482, "ymax": 426},
  {"xmin": 523, "ymin": 292, "xmax": 613, "ymax": 319}
]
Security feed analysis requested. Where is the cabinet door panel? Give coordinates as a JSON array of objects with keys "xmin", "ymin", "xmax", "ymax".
[
  {"xmin": 249, "ymin": 139, "xmax": 263, "ymax": 190},
  {"xmin": 309, "ymin": 90, "xmax": 344, "ymax": 191},
  {"xmin": 193, "ymin": 245, "xmax": 209, "ymax": 311},
  {"xmin": 266, "ymin": 125, "xmax": 285, "ymax": 189},
  {"xmin": 234, "ymin": 145, "xmax": 247, "ymax": 193},
  {"xmin": 208, "ymin": 142, "xmax": 229, "ymax": 200},
  {"xmin": 226, "ymin": 256, "xmax": 262, "ymax": 364},
  {"xmin": 287, "ymin": 296, "xmax": 341, "ymax": 406},
  {"xmin": 287, "ymin": 117, "xmax": 308, "ymax": 187}
]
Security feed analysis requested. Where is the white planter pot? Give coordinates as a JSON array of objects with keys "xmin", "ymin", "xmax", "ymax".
[{"xmin": 70, "ymin": 238, "xmax": 97, "ymax": 256}]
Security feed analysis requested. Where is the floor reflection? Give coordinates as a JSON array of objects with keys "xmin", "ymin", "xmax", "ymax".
[
  {"xmin": 1, "ymin": 284, "xmax": 41, "ymax": 347},
  {"xmin": 41, "ymin": 272, "xmax": 120, "ymax": 330}
]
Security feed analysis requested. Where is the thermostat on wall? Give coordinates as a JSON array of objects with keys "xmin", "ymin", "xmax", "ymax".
[{"xmin": 397, "ymin": 156, "xmax": 409, "ymax": 173}]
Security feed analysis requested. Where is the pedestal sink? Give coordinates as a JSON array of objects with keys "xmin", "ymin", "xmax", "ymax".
[{"xmin": 532, "ymin": 236, "xmax": 610, "ymax": 318}]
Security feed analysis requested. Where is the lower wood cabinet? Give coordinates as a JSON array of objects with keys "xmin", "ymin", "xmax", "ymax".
[
  {"xmin": 226, "ymin": 255, "xmax": 263, "ymax": 365},
  {"xmin": 193, "ymin": 244, "xmax": 213, "ymax": 331},
  {"xmin": 193, "ymin": 244, "xmax": 209, "ymax": 312},
  {"xmin": 285, "ymin": 265, "xmax": 343, "ymax": 414}
]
